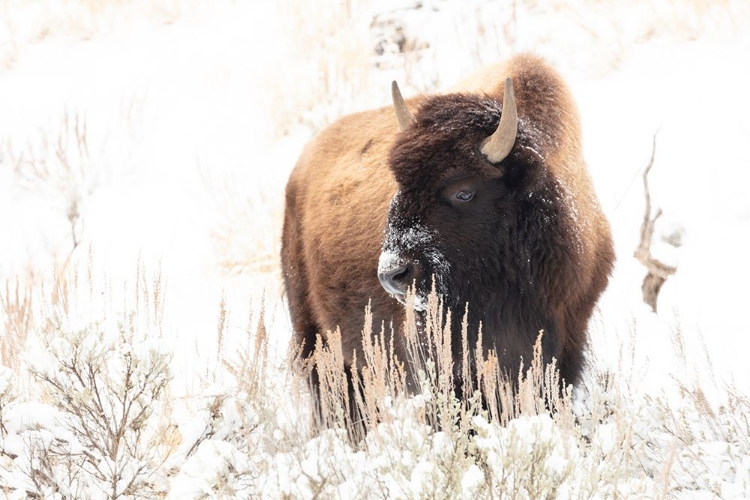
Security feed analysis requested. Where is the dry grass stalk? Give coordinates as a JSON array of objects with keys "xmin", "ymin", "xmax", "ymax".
[
  {"xmin": 353, "ymin": 304, "xmax": 408, "ymax": 433},
  {"xmin": 312, "ymin": 328, "xmax": 353, "ymax": 434},
  {"xmin": 216, "ymin": 291, "xmax": 227, "ymax": 369},
  {"xmin": 222, "ymin": 297, "xmax": 270, "ymax": 404},
  {"xmin": 1, "ymin": 275, "xmax": 34, "ymax": 372}
]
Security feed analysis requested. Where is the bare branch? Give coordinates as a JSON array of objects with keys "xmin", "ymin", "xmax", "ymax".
[{"xmin": 634, "ymin": 131, "xmax": 677, "ymax": 312}]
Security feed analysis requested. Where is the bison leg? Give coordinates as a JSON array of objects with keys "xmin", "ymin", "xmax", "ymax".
[{"xmin": 281, "ymin": 185, "xmax": 327, "ymax": 428}]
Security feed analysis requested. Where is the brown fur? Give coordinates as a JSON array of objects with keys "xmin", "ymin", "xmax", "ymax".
[{"xmin": 281, "ymin": 54, "xmax": 614, "ymax": 414}]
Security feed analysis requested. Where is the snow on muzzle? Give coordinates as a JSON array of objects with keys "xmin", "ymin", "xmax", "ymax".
[
  {"xmin": 377, "ymin": 251, "xmax": 422, "ymax": 299},
  {"xmin": 378, "ymin": 226, "xmax": 450, "ymax": 313}
]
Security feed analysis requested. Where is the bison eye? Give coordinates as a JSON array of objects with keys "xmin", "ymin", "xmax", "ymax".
[{"xmin": 454, "ymin": 190, "xmax": 475, "ymax": 203}]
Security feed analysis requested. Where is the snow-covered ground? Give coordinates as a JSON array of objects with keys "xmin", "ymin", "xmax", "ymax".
[
  {"xmin": 580, "ymin": 37, "xmax": 750, "ymax": 395},
  {"xmin": 1, "ymin": 0, "xmax": 750, "ymax": 497}
]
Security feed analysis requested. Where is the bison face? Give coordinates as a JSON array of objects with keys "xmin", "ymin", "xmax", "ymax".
[
  {"xmin": 378, "ymin": 173, "xmax": 513, "ymax": 313},
  {"xmin": 378, "ymin": 80, "xmax": 548, "ymax": 330}
]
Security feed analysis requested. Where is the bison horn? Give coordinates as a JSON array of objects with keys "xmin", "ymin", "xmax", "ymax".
[
  {"xmin": 391, "ymin": 81, "xmax": 413, "ymax": 131},
  {"xmin": 480, "ymin": 78, "xmax": 518, "ymax": 163}
]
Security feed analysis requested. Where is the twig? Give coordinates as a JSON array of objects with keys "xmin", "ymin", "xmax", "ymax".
[{"xmin": 634, "ymin": 131, "xmax": 676, "ymax": 312}]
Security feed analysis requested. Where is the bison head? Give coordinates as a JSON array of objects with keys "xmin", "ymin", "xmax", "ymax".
[{"xmin": 378, "ymin": 79, "xmax": 567, "ymax": 354}]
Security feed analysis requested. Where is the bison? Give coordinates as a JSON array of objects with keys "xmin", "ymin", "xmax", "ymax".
[{"xmin": 281, "ymin": 54, "xmax": 614, "ymax": 421}]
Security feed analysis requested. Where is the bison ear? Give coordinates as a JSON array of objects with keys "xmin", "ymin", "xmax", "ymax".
[
  {"xmin": 391, "ymin": 81, "xmax": 413, "ymax": 131},
  {"xmin": 480, "ymin": 78, "xmax": 518, "ymax": 164}
]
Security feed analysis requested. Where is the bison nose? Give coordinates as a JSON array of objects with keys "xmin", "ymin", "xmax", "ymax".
[{"xmin": 378, "ymin": 263, "xmax": 417, "ymax": 297}]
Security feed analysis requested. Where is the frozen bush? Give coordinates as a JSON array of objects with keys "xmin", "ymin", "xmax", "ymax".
[{"xmin": 17, "ymin": 316, "xmax": 173, "ymax": 499}]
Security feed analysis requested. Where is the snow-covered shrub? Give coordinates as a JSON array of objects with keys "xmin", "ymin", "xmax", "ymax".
[
  {"xmin": 0, "ymin": 259, "xmax": 175, "ymax": 499},
  {"xmin": 471, "ymin": 414, "xmax": 577, "ymax": 498},
  {"xmin": 640, "ymin": 387, "xmax": 750, "ymax": 497},
  {"xmin": 23, "ymin": 320, "xmax": 172, "ymax": 499},
  {"xmin": 166, "ymin": 298, "xmax": 287, "ymax": 498},
  {"xmin": 168, "ymin": 395, "xmax": 260, "ymax": 499}
]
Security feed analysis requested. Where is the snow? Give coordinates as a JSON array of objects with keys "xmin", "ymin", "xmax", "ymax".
[
  {"xmin": 380, "ymin": 190, "xmax": 453, "ymax": 309},
  {"xmin": 168, "ymin": 440, "xmax": 253, "ymax": 499},
  {"xmin": 378, "ymin": 250, "xmax": 403, "ymax": 278},
  {"xmin": 1, "ymin": 0, "xmax": 750, "ymax": 497},
  {"xmin": 578, "ymin": 34, "xmax": 750, "ymax": 395}
]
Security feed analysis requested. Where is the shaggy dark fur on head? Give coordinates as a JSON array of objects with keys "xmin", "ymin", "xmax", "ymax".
[
  {"xmin": 383, "ymin": 92, "xmax": 575, "ymax": 384},
  {"xmin": 389, "ymin": 93, "xmax": 546, "ymax": 191}
]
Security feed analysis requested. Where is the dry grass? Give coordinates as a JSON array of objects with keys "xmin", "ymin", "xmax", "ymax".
[
  {"xmin": 0, "ymin": 0, "xmax": 202, "ymax": 68},
  {"xmin": 267, "ymin": 0, "xmax": 374, "ymax": 135},
  {"xmin": 0, "ymin": 275, "xmax": 33, "ymax": 373},
  {"xmin": 306, "ymin": 287, "xmax": 572, "ymax": 442},
  {"xmin": 203, "ymin": 166, "xmax": 285, "ymax": 280},
  {"xmin": 287, "ymin": 290, "xmax": 674, "ymax": 497}
]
